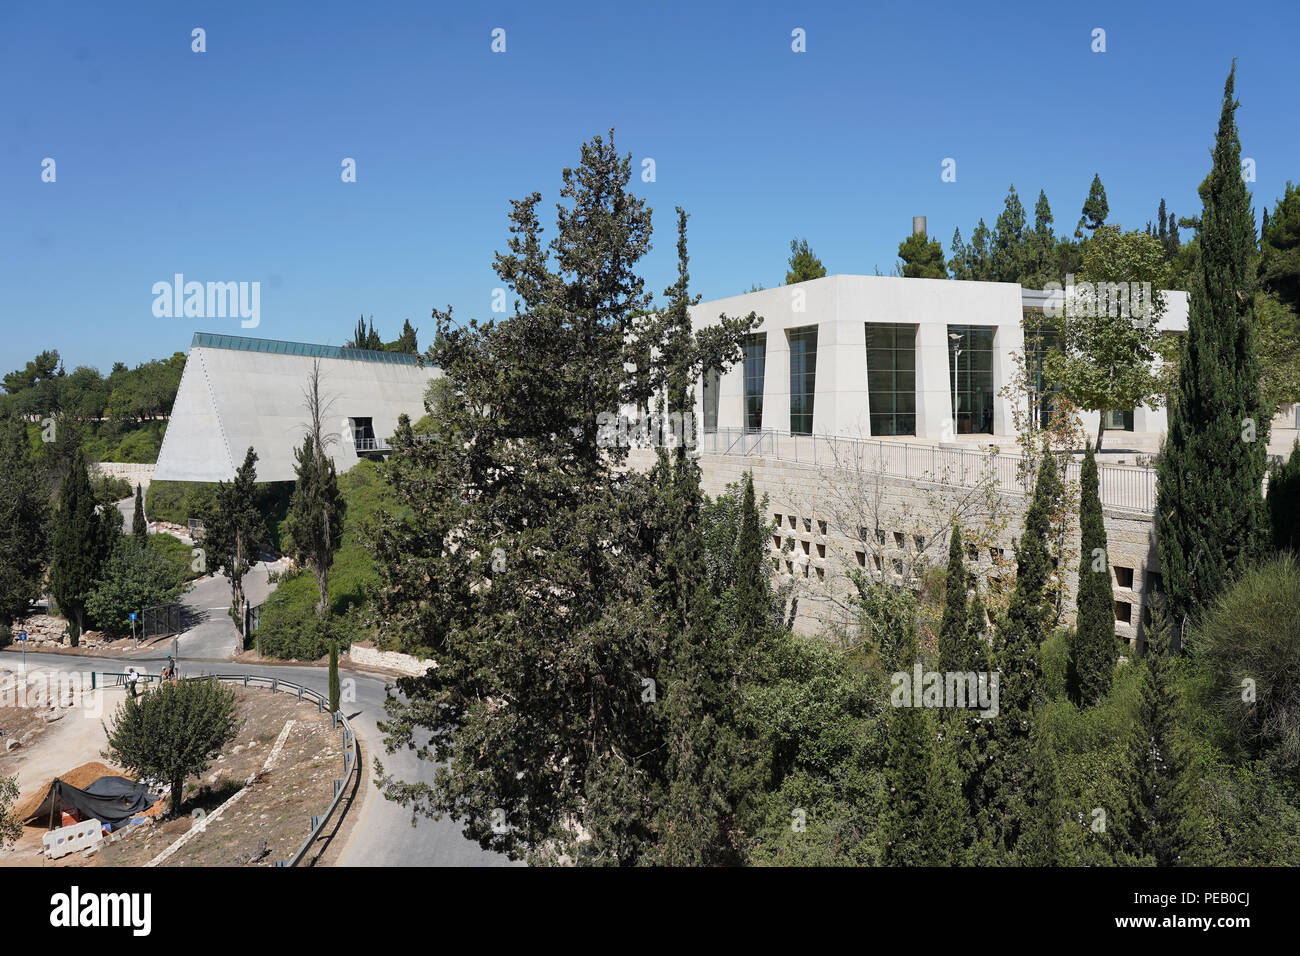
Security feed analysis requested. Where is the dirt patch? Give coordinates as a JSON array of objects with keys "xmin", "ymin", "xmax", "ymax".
[
  {"xmin": 0, "ymin": 705, "xmax": 49, "ymax": 771},
  {"xmin": 92, "ymin": 688, "xmax": 347, "ymax": 867}
]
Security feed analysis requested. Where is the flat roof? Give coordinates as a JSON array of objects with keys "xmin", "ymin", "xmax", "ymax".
[{"xmin": 191, "ymin": 332, "xmax": 422, "ymax": 366}]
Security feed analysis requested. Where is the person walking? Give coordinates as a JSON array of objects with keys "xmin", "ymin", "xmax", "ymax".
[{"xmin": 126, "ymin": 666, "xmax": 139, "ymax": 699}]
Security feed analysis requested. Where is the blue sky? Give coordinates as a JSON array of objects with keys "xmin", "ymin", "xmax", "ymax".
[{"xmin": 2, "ymin": 0, "xmax": 1297, "ymax": 372}]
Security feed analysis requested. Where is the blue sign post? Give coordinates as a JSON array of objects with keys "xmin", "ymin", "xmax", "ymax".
[
  {"xmin": 130, "ymin": 611, "xmax": 138, "ymax": 650},
  {"xmin": 17, "ymin": 630, "xmax": 26, "ymax": 674}
]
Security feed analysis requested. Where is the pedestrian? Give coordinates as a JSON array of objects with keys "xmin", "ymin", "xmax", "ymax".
[{"xmin": 127, "ymin": 666, "xmax": 139, "ymax": 699}]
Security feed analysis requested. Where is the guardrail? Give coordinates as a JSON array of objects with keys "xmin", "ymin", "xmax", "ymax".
[
  {"xmin": 696, "ymin": 427, "xmax": 1157, "ymax": 514},
  {"xmin": 95, "ymin": 671, "xmax": 361, "ymax": 868}
]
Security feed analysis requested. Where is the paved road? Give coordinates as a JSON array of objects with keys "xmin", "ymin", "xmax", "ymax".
[{"xmin": 6, "ymin": 649, "xmax": 518, "ymax": 867}]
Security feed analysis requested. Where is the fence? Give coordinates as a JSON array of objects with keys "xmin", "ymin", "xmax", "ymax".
[
  {"xmin": 696, "ymin": 427, "xmax": 1157, "ymax": 514},
  {"xmin": 92, "ymin": 671, "xmax": 361, "ymax": 867},
  {"xmin": 141, "ymin": 603, "xmax": 182, "ymax": 640}
]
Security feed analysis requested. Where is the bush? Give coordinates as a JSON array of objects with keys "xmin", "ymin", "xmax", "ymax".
[
  {"xmin": 1, "ymin": 775, "xmax": 21, "ymax": 847},
  {"xmin": 92, "ymin": 474, "xmax": 133, "ymax": 502},
  {"xmin": 1191, "ymin": 555, "xmax": 1300, "ymax": 771},
  {"xmin": 1267, "ymin": 439, "xmax": 1300, "ymax": 554},
  {"xmin": 85, "ymin": 539, "xmax": 189, "ymax": 635},
  {"xmin": 105, "ymin": 677, "xmax": 239, "ymax": 816}
]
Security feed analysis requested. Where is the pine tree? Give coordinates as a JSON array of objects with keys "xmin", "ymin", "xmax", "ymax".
[
  {"xmin": 937, "ymin": 525, "xmax": 969, "ymax": 673},
  {"xmin": 132, "ymin": 484, "xmax": 147, "ymax": 541},
  {"xmin": 49, "ymin": 447, "xmax": 108, "ymax": 643},
  {"xmin": 1079, "ymin": 173, "xmax": 1109, "ymax": 234},
  {"xmin": 1069, "ymin": 443, "xmax": 1116, "ymax": 704},
  {"xmin": 287, "ymin": 430, "xmax": 346, "ymax": 615},
  {"xmin": 991, "ymin": 185, "xmax": 1028, "ymax": 282},
  {"xmin": 1113, "ymin": 603, "xmax": 1202, "ymax": 865},
  {"xmin": 785, "ymin": 237, "xmax": 827, "ymax": 284},
  {"xmin": 1156, "ymin": 64, "xmax": 1270, "ymax": 629},
  {"xmin": 897, "ymin": 231, "xmax": 947, "ymax": 278}
]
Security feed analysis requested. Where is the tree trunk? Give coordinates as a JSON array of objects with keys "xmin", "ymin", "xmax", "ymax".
[
  {"xmin": 1095, "ymin": 412, "xmax": 1107, "ymax": 453},
  {"xmin": 171, "ymin": 775, "xmax": 183, "ymax": 817}
]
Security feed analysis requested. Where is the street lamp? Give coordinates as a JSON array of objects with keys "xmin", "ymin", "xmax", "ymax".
[{"xmin": 948, "ymin": 333, "xmax": 964, "ymax": 437}]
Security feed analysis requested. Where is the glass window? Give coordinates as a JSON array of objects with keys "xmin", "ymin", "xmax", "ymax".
[
  {"xmin": 947, "ymin": 325, "xmax": 996, "ymax": 434},
  {"xmin": 702, "ymin": 367, "xmax": 719, "ymax": 432},
  {"xmin": 1022, "ymin": 308, "xmax": 1062, "ymax": 429},
  {"xmin": 865, "ymin": 323, "xmax": 917, "ymax": 436},
  {"xmin": 788, "ymin": 326, "xmax": 818, "ymax": 436},
  {"xmin": 743, "ymin": 334, "xmax": 767, "ymax": 432}
]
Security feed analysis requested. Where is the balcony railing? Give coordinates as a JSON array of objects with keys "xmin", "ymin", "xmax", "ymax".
[{"xmin": 696, "ymin": 427, "xmax": 1157, "ymax": 514}]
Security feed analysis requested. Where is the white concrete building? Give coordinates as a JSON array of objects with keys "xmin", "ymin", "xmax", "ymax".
[
  {"xmin": 692, "ymin": 274, "xmax": 1190, "ymax": 448},
  {"xmin": 153, "ymin": 332, "xmax": 440, "ymax": 483}
]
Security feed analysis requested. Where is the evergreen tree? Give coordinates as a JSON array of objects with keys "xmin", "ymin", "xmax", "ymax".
[
  {"xmin": 1267, "ymin": 439, "xmax": 1300, "ymax": 554},
  {"xmin": 328, "ymin": 638, "xmax": 341, "ymax": 713},
  {"xmin": 1259, "ymin": 181, "xmax": 1300, "ymax": 312},
  {"xmin": 204, "ymin": 447, "xmax": 266, "ymax": 622},
  {"xmin": 937, "ymin": 525, "xmax": 969, "ymax": 673},
  {"xmin": 785, "ymin": 237, "xmax": 827, "ymax": 284},
  {"xmin": 132, "ymin": 484, "xmax": 147, "ymax": 541},
  {"xmin": 1079, "ymin": 173, "xmax": 1109, "ymax": 235},
  {"xmin": 897, "ymin": 231, "xmax": 947, "ymax": 279},
  {"xmin": 991, "ymin": 185, "xmax": 1028, "ymax": 282},
  {"xmin": 347, "ymin": 316, "xmax": 383, "ymax": 351},
  {"xmin": 49, "ymin": 447, "xmax": 108, "ymax": 643},
  {"xmin": 1015, "ymin": 708, "xmax": 1065, "ymax": 865},
  {"xmin": 1027, "ymin": 189, "xmax": 1057, "ymax": 287},
  {"xmin": 974, "ymin": 452, "xmax": 1060, "ymax": 853},
  {"xmin": 1113, "ymin": 603, "xmax": 1202, "ymax": 865},
  {"xmin": 880, "ymin": 595, "xmax": 967, "ymax": 865},
  {"xmin": 949, "ymin": 228, "xmax": 972, "ymax": 281},
  {"xmin": 968, "ymin": 219, "xmax": 993, "ymax": 280},
  {"xmin": 388, "ymin": 318, "xmax": 419, "ymax": 355},
  {"xmin": 1156, "ymin": 64, "xmax": 1270, "ymax": 629},
  {"xmin": 1069, "ymin": 443, "xmax": 1116, "ymax": 705},
  {"xmin": 0, "ymin": 419, "xmax": 52, "ymax": 631},
  {"xmin": 286, "ymin": 429, "xmax": 346, "ymax": 615}
]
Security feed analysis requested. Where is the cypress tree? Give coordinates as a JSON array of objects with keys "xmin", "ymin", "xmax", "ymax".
[
  {"xmin": 49, "ymin": 447, "xmax": 108, "ymax": 643},
  {"xmin": 1113, "ymin": 602, "xmax": 1202, "ymax": 865},
  {"xmin": 1266, "ymin": 439, "xmax": 1300, "ymax": 553},
  {"xmin": 328, "ymin": 638, "xmax": 340, "ymax": 713},
  {"xmin": 975, "ymin": 451, "xmax": 1060, "ymax": 854},
  {"xmin": 1016, "ymin": 708, "xmax": 1065, "ymax": 865},
  {"xmin": 1069, "ymin": 443, "xmax": 1116, "ymax": 705},
  {"xmin": 734, "ymin": 472, "xmax": 770, "ymax": 646},
  {"xmin": 881, "ymin": 596, "xmax": 968, "ymax": 865},
  {"xmin": 937, "ymin": 525, "xmax": 968, "ymax": 673},
  {"xmin": 1157, "ymin": 64, "xmax": 1270, "ymax": 629},
  {"xmin": 0, "ymin": 419, "xmax": 52, "ymax": 631},
  {"xmin": 132, "ymin": 484, "xmax": 147, "ymax": 541}
]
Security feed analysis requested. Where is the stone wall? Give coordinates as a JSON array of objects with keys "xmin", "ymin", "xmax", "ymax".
[
  {"xmin": 346, "ymin": 643, "xmax": 437, "ymax": 677},
  {"xmin": 92, "ymin": 462, "xmax": 156, "ymax": 489},
  {"xmin": 626, "ymin": 448, "xmax": 1159, "ymax": 647}
]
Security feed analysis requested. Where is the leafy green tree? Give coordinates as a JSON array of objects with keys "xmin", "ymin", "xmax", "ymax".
[
  {"xmin": 898, "ymin": 231, "xmax": 947, "ymax": 279},
  {"xmin": 937, "ymin": 525, "xmax": 968, "ymax": 672},
  {"xmin": 328, "ymin": 639, "xmax": 341, "ymax": 713},
  {"xmin": 286, "ymin": 364, "xmax": 346, "ymax": 616},
  {"xmin": 785, "ymin": 237, "xmax": 826, "ymax": 284},
  {"xmin": 85, "ymin": 539, "xmax": 188, "ymax": 635},
  {"xmin": 49, "ymin": 447, "xmax": 109, "ymax": 643},
  {"xmin": 1043, "ymin": 226, "xmax": 1168, "ymax": 450},
  {"xmin": 1157, "ymin": 65, "xmax": 1270, "ymax": 629},
  {"xmin": 1114, "ymin": 603, "xmax": 1203, "ymax": 864},
  {"xmin": 1078, "ymin": 173, "xmax": 1109, "ymax": 236},
  {"xmin": 204, "ymin": 447, "xmax": 266, "ymax": 620},
  {"xmin": 1267, "ymin": 440, "xmax": 1300, "ymax": 554},
  {"xmin": 0, "ymin": 419, "xmax": 52, "ymax": 630},
  {"xmin": 132, "ymin": 484, "xmax": 147, "ymax": 541},
  {"xmin": 1069, "ymin": 443, "xmax": 1116, "ymax": 705},
  {"xmin": 1255, "ymin": 290, "xmax": 1300, "ymax": 413},
  {"xmin": 105, "ymin": 678, "xmax": 239, "ymax": 817}
]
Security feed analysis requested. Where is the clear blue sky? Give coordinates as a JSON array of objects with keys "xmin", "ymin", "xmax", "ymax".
[{"xmin": 2, "ymin": 0, "xmax": 1297, "ymax": 372}]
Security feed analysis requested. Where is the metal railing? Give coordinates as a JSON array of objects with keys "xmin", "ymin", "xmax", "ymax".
[
  {"xmin": 353, "ymin": 437, "xmax": 390, "ymax": 452},
  {"xmin": 696, "ymin": 427, "xmax": 1157, "ymax": 514}
]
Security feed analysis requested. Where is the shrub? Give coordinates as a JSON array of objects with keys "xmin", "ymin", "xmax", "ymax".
[
  {"xmin": 85, "ymin": 539, "xmax": 188, "ymax": 635},
  {"xmin": 92, "ymin": 474, "xmax": 133, "ymax": 502},
  {"xmin": 105, "ymin": 677, "xmax": 239, "ymax": 816},
  {"xmin": 0, "ymin": 775, "xmax": 21, "ymax": 847},
  {"xmin": 147, "ymin": 478, "xmax": 291, "ymax": 553},
  {"xmin": 1190, "ymin": 555, "xmax": 1300, "ymax": 771}
]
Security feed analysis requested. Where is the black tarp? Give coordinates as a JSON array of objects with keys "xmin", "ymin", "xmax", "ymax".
[{"xmin": 22, "ymin": 776, "xmax": 157, "ymax": 829}]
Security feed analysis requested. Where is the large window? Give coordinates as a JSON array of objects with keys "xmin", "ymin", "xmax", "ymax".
[
  {"xmin": 1023, "ymin": 308, "xmax": 1062, "ymax": 429},
  {"xmin": 788, "ymin": 326, "xmax": 818, "ymax": 435},
  {"xmin": 743, "ymin": 333, "xmax": 767, "ymax": 432},
  {"xmin": 947, "ymin": 325, "xmax": 995, "ymax": 434},
  {"xmin": 702, "ymin": 367, "xmax": 719, "ymax": 432},
  {"xmin": 866, "ymin": 323, "xmax": 916, "ymax": 436}
]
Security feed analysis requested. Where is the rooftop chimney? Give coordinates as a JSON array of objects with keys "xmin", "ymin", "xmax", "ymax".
[{"xmin": 912, "ymin": 216, "xmax": 927, "ymax": 236}]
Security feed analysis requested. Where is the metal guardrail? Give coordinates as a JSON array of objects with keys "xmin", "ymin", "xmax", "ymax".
[
  {"xmin": 95, "ymin": 671, "xmax": 360, "ymax": 867},
  {"xmin": 353, "ymin": 437, "xmax": 390, "ymax": 452},
  {"xmin": 697, "ymin": 427, "xmax": 1157, "ymax": 514}
]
